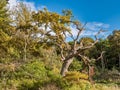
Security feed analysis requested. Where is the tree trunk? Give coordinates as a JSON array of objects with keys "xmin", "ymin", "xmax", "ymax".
[
  {"xmin": 60, "ymin": 58, "xmax": 73, "ymax": 76},
  {"xmin": 88, "ymin": 65, "xmax": 95, "ymax": 84},
  {"xmin": 24, "ymin": 36, "xmax": 27, "ymax": 61}
]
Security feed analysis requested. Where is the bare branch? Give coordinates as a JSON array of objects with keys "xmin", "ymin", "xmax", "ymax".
[
  {"xmin": 76, "ymin": 29, "xmax": 104, "ymax": 51},
  {"xmin": 75, "ymin": 22, "xmax": 87, "ymax": 41},
  {"xmin": 54, "ymin": 42, "xmax": 65, "ymax": 61},
  {"xmin": 60, "ymin": 47, "xmax": 65, "ymax": 61},
  {"xmin": 79, "ymin": 40, "xmax": 98, "ymax": 50},
  {"xmin": 96, "ymin": 51, "xmax": 106, "ymax": 61},
  {"xmin": 68, "ymin": 31, "xmax": 75, "ymax": 40},
  {"xmin": 72, "ymin": 22, "xmax": 87, "ymax": 51},
  {"xmin": 95, "ymin": 29, "xmax": 103, "ymax": 40},
  {"xmin": 78, "ymin": 54, "xmax": 91, "ymax": 64}
]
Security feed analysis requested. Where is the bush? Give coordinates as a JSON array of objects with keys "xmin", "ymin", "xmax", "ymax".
[
  {"xmin": 69, "ymin": 58, "xmax": 82, "ymax": 71},
  {"xmin": 95, "ymin": 68, "xmax": 120, "ymax": 83},
  {"xmin": 64, "ymin": 71, "xmax": 88, "ymax": 81}
]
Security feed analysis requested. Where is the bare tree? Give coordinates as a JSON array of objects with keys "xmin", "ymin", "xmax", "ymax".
[{"xmin": 58, "ymin": 22, "xmax": 102, "ymax": 77}]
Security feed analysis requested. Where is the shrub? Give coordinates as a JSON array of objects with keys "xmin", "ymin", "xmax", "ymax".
[
  {"xmin": 69, "ymin": 58, "xmax": 82, "ymax": 71},
  {"xmin": 64, "ymin": 71, "xmax": 88, "ymax": 81}
]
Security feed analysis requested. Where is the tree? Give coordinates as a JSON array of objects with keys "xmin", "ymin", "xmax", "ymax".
[
  {"xmin": 32, "ymin": 9, "xmax": 101, "ymax": 83},
  {"xmin": 11, "ymin": 3, "xmax": 40, "ymax": 61},
  {"xmin": 108, "ymin": 30, "xmax": 120, "ymax": 70},
  {"xmin": 90, "ymin": 39, "xmax": 110, "ymax": 71},
  {"xmin": 0, "ymin": 0, "xmax": 12, "ymax": 58}
]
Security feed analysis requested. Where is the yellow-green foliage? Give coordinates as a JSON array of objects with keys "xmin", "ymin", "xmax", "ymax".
[
  {"xmin": 64, "ymin": 79, "xmax": 91, "ymax": 90},
  {"xmin": 52, "ymin": 65, "xmax": 60, "ymax": 74},
  {"xmin": 64, "ymin": 71, "xmax": 88, "ymax": 81},
  {"xmin": 63, "ymin": 71, "xmax": 88, "ymax": 82}
]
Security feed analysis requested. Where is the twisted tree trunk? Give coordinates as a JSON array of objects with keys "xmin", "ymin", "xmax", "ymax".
[
  {"xmin": 60, "ymin": 58, "xmax": 73, "ymax": 76},
  {"xmin": 88, "ymin": 65, "xmax": 95, "ymax": 84}
]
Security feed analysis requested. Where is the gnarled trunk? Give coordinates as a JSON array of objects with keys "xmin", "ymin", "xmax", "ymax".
[
  {"xmin": 88, "ymin": 65, "xmax": 95, "ymax": 84},
  {"xmin": 60, "ymin": 58, "xmax": 73, "ymax": 76}
]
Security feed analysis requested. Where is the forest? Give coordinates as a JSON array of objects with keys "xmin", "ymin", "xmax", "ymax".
[{"xmin": 0, "ymin": 0, "xmax": 120, "ymax": 90}]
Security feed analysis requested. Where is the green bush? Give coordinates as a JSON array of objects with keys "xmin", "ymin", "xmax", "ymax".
[{"xmin": 69, "ymin": 58, "xmax": 82, "ymax": 71}]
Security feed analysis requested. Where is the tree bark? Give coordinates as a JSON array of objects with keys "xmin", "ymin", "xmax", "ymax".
[
  {"xmin": 24, "ymin": 36, "xmax": 27, "ymax": 61},
  {"xmin": 60, "ymin": 58, "xmax": 73, "ymax": 76},
  {"xmin": 88, "ymin": 65, "xmax": 95, "ymax": 84}
]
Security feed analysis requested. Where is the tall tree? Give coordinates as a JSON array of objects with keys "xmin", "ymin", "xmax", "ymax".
[
  {"xmin": 108, "ymin": 30, "xmax": 120, "ymax": 69},
  {"xmin": 11, "ymin": 3, "xmax": 38, "ymax": 61}
]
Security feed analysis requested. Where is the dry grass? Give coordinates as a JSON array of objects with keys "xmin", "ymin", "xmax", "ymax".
[{"xmin": 90, "ymin": 84, "xmax": 120, "ymax": 90}]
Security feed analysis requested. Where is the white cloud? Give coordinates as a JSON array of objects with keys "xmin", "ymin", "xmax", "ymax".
[
  {"xmin": 8, "ymin": 0, "xmax": 47, "ymax": 11},
  {"xmin": 70, "ymin": 25, "xmax": 78, "ymax": 37},
  {"xmin": 8, "ymin": 0, "xmax": 37, "ymax": 11},
  {"xmin": 7, "ymin": 0, "xmax": 17, "ymax": 10},
  {"xmin": 85, "ymin": 22, "xmax": 110, "ymax": 38},
  {"xmin": 23, "ymin": 1, "xmax": 36, "ymax": 11},
  {"xmin": 86, "ymin": 22, "xmax": 110, "ymax": 31},
  {"xmin": 69, "ymin": 22, "xmax": 110, "ymax": 39},
  {"xmin": 37, "ymin": 5, "xmax": 47, "ymax": 10}
]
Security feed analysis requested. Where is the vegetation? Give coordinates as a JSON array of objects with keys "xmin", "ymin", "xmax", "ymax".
[{"xmin": 0, "ymin": 0, "xmax": 120, "ymax": 90}]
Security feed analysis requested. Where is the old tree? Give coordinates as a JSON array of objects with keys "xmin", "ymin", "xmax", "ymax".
[{"xmin": 32, "ymin": 9, "xmax": 103, "ymax": 82}]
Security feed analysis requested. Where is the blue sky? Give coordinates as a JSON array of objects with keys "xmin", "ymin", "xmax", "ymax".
[
  {"xmin": 9, "ymin": 0, "xmax": 120, "ymax": 37},
  {"xmin": 26, "ymin": 0, "xmax": 120, "ymax": 26}
]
